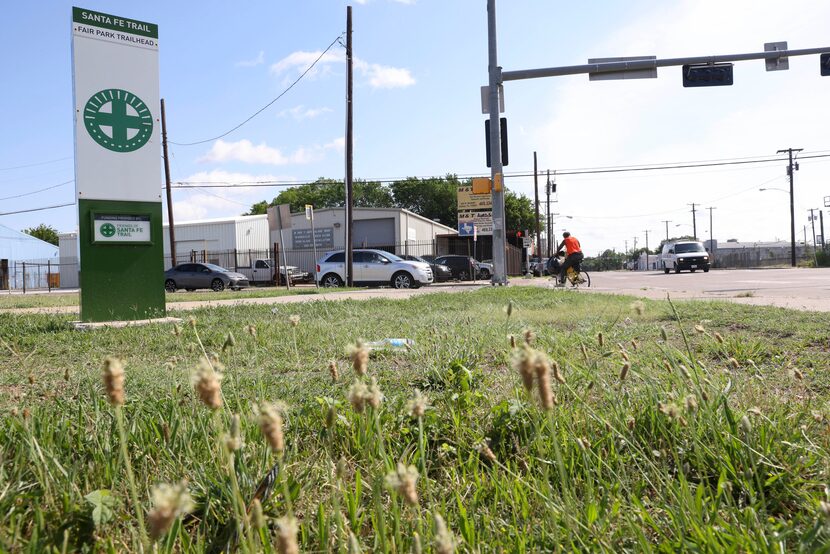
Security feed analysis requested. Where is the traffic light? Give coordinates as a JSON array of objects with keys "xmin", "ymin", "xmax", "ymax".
[
  {"xmin": 485, "ymin": 117, "xmax": 509, "ymax": 167},
  {"xmin": 682, "ymin": 63, "xmax": 734, "ymax": 87},
  {"xmin": 821, "ymin": 53, "xmax": 830, "ymax": 76},
  {"xmin": 516, "ymin": 231, "xmax": 522, "ymax": 238}
]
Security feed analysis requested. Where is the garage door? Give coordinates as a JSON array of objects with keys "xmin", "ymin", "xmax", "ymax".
[{"xmin": 353, "ymin": 218, "xmax": 395, "ymax": 247}]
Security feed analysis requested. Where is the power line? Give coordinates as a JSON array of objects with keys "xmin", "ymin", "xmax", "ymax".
[
  {"xmin": 169, "ymin": 33, "xmax": 345, "ymax": 147},
  {"xmin": 0, "ymin": 156, "xmax": 72, "ymax": 172},
  {"xmin": 0, "ymin": 202, "xmax": 75, "ymax": 216},
  {"xmin": 0, "ymin": 180, "xmax": 74, "ymax": 201}
]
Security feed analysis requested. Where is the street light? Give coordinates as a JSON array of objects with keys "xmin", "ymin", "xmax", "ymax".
[{"xmin": 759, "ymin": 187, "xmax": 788, "ymax": 193}]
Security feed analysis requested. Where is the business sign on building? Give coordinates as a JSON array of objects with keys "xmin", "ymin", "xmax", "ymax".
[
  {"xmin": 292, "ymin": 228, "xmax": 334, "ymax": 249},
  {"xmin": 72, "ymin": 7, "xmax": 164, "ymax": 321},
  {"xmin": 457, "ymin": 184, "xmax": 493, "ymax": 236}
]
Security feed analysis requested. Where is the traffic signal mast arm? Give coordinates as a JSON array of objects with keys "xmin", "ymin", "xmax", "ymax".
[{"xmin": 500, "ymin": 46, "xmax": 830, "ymax": 82}]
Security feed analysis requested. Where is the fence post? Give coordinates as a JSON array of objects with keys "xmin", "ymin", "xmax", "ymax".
[
  {"xmin": 47, "ymin": 260, "xmax": 51, "ymax": 292},
  {"xmin": 275, "ymin": 243, "xmax": 281, "ymax": 287},
  {"xmin": 234, "ymin": 249, "xmax": 238, "ymax": 271},
  {"xmin": 22, "ymin": 262, "xmax": 26, "ymax": 294}
]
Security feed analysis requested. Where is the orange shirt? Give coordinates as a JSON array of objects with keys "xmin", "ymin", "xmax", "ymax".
[{"xmin": 563, "ymin": 236, "xmax": 582, "ymax": 255}]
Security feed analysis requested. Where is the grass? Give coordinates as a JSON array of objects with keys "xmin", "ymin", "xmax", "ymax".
[
  {"xmin": 0, "ymin": 286, "xmax": 358, "ymax": 310},
  {"xmin": 1, "ymin": 287, "xmax": 830, "ymax": 551}
]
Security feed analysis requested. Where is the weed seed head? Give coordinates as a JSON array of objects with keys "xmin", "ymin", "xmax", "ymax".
[
  {"xmin": 27, "ymin": 374, "xmax": 34, "ymax": 385},
  {"xmin": 740, "ymin": 415, "xmax": 752, "ymax": 436},
  {"xmin": 433, "ymin": 513, "xmax": 456, "ymax": 554},
  {"xmin": 536, "ymin": 357, "xmax": 555, "ymax": 411},
  {"xmin": 10, "ymin": 407, "xmax": 18, "ymax": 417},
  {"xmin": 523, "ymin": 328, "xmax": 535, "ymax": 346},
  {"xmin": 22, "ymin": 408, "xmax": 30, "ymax": 420},
  {"xmin": 552, "ymin": 360, "xmax": 566, "ymax": 384},
  {"xmin": 251, "ymin": 498, "xmax": 266, "ymax": 530},
  {"xmin": 513, "ymin": 344, "xmax": 536, "ymax": 392},
  {"xmin": 348, "ymin": 381, "xmax": 369, "ymax": 413},
  {"xmin": 148, "ymin": 482, "xmax": 194, "ymax": 541},
  {"xmin": 245, "ymin": 324, "xmax": 257, "ymax": 338},
  {"xmin": 627, "ymin": 416, "xmax": 636, "ymax": 430},
  {"xmin": 630, "ymin": 300, "xmax": 645, "ymax": 315},
  {"xmin": 728, "ymin": 357, "xmax": 740, "ymax": 369},
  {"xmin": 325, "ymin": 405, "xmax": 337, "ymax": 429},
  {"xmin": 509, "ymin": 335, "xmax": 516, "ymax": 349},
  {"xmin": 660, "ymin": 326, "xmax": 669, "ymax": 341},
  {"xmin": 580, "ymin": 343, "xmax": 588, "ymax": 360},
  {"xmin": 171, "ymin": 323, "xmax": 182, "ymax": 337},
  {"xmin": 631, "ymin": 339, "xmax": 639, "ymax": 351},
  {"xmin": 192, "ymin": 359, "xmax": 223, "ymax": 410},
  {"xmin": 714, "ymin": 332, "xmax": 724, "ymax": 344},
  {"xmin": 276, "ymin": 515, "xmax": 299, "ymax": 554},
  {"xmin": 328, "ymin": 360, "xmax": 339, "ymax": 382},
  {"xmin": 63, "ymin": 367, "xmax": 70, "ymax": 381},
  {"xmin": 222, "ymin": 332, "xmax": 236, "ymax": 352},
  {"xmin": 385, "ymin": 463, "xmax": 419, "ymax": 506},
  {"xmin": 504, "ymin": 300, "xmax": 514, "ymax": 318},
  {"xmin": 597, "ymin": 332, "xmax": 604, "ymax": 347},
  {"xmin": 406, "ymin": 389, "xmax": 429, "ymax": 418},
  {"xmin": 790, "ymin": 368, "xmax": 804, "ymax": 380},
  {"xmin": 288, "ymin": 314, "xmax": 300, "ymax": 327},
  {"xmin": 347, "ymin": 340, "xmax": 369, "ymax": 377},
  {"xmin": 679, "ymin": 364, "xmax": 691, "ymax": 380},
  {"xmin": 367, "ymin": 378, "xmax": 383, "ymax": 409},
  {"xmin": 102, "ymin": 356, "xmax": 125, "ymax": 406},
  {"xmin": 258, "ymin": 402, "xmax": 285, "ymax": 454},
  {"xmin": 619, "ymin": 362, "xmax": 631, "ymax": 382},
  {"xmin": 476, "ymin": 441, "xmax": 497, "ymax": 462},
  {"xmin": 685, "ymin": 395, "xmax": 699, "ymax": 412},
  {"xmin": 225, "ymin": 413, "xmax": 243, "ymax": 452},
  {"xmin": 187, "ymin": 317, "xmax": 197, "ymax": 329},
  {"xmin": 694, "ymin": 324, "xmax": 705, "ymax": 334}
]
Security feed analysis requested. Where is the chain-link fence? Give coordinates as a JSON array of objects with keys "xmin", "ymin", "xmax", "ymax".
[{"xmin": 0, "ymin": 259, "xmax": 69, "ymax": 292}]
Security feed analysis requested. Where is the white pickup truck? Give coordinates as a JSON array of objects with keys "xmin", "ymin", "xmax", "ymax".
[{"xmin": 239, "ymin": 259, "xmax": 314, "ymax": 286}]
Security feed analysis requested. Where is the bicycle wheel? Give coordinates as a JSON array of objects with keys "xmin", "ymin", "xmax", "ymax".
[
  {"xmin": 581, "ymin": 271, "xmax": 591, "ymax": 287},
  {"xmin": 571, "ymin": 270, "xmax": 590, "ymax": 288}
]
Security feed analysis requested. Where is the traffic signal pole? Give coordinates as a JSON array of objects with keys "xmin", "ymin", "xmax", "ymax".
[
  {"xmin": 485, "ymin": 0, "xmax": 829, "ymax": 283},
  {"xmin": 487, "ymin": 0, "xmax": 507, "ymax": 285}
]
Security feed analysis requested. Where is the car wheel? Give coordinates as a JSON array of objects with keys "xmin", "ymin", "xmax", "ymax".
[
  {"xmin": 392, "ymin": 271, "xmax": 414, "ymax": 289},
  {"xmin": 663, "ymin": 266, "xmax": 670, "ymax": 274},
  {"xmin": 674, "ymin": 264, "xmax": 681, "ymax": 274},
  {"xmin": 690, "ymin": 269, "xmax": 696, "ymax": 273},
  {"xmin": 459, "ymin": 271, "xmax": 469, "ymax": 281},
  {"xmin": 321, "ymin": 273, "xmax": 343, "ymax": 287},
  {"xmin": 211, "ymin": 278, "xmax": 225, "ymax": 292},
  {"xmin": 480, "ymin": 269, "xmax": 491, "ymax": 279},
  {"xmin": 704, "ymin": 268, "xmax": 710, "ymax": 273},
  {"xmin": 165, "ymin": 279, "xmax": 177, "ymax": 292}
]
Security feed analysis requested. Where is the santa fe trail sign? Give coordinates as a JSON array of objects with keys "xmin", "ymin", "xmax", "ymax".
[{"xmin": 71, "ymin": 7, "xmax": 164, "ymax": 321}]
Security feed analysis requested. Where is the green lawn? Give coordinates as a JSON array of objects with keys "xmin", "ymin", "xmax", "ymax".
[
  {"xmin": 1, "ymin": 288, "xmax": 829, "ymax": 552},
  {"xmin": 0, "ymin": 286, "xmax": 349, "ymax": 310}
]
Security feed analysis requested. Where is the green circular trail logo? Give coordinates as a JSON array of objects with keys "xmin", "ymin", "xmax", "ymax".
[
  {"xmin": 99, "ymin": 223, "xmax": 116, "ymax": 237},
  {"xmin": 84, "ymin": 89, "xmax": 153, "ymax": 152}
]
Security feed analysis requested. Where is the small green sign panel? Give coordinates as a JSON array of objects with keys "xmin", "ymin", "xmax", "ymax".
[
  {"xmin": 92, "ymin": 213, "xmax": 152, "ymax": 243},
  {"xmin": 84, "ymin": 89, "xmax": 153, "ymax": 152}
]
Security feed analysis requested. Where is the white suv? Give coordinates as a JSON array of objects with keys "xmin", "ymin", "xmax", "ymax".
[
  {"xmin": 661, "ymin": 241, "xmax": 710, "ymax": 273},
  {"xmin": 316, "ymin": 249, "xmax": 433, "ymax": 288}
]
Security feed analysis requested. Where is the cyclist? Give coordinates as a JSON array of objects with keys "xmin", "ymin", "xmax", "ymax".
[{"xmin": 555, "ymin": 231, "xmax": 584, "ymax": 287}]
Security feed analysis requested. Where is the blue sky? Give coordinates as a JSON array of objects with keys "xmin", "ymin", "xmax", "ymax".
[{"xmin": 2, "ymin": 0, "xmax": 830, "ymax": 255}]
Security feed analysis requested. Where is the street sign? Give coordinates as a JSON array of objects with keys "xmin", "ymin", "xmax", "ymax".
[
  {"xmin": 457, "ymin": 184, "xmax": 493, "ymax": 236},
  {"xmin": 480, "ymin": 85, "xmax": 505, "ymax": 114},
  {"xmin": 824, "ymin": 195, "xmax": 830, "ymax": 207},
  {"xmin": 72, "ymin": 6, "xmax": 163, "ymax": 322},
  {"xmin": 522, "ymin": 237, "xmax": 532, "ymax": 248},
  {"xmin": 458, "ymin": 222, "xmax": 475, "ymax": 236},
  {"xmin": 305, "ymin": 204, "xmax": 313, "ymax": 220},
  {"xmin": 764, "ymin": 42, "xmax": 789, "ymax": 71},
  {"xmin": 588, "ymin": 56, "xmax": 657, "ymax": 81},
  {"xmin": 682, "ymin": 63, "xmax": 734, "ymax": 87}
]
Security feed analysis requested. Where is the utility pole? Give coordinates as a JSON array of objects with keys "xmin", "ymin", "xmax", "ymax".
[
  {"xmin": 345, "ymin": 6, "xmax": 354, "ymax": 286},
  {"xmin": 688, "ymin": 203, "xmax": 698, "ymax": 240},
  {"xmin": 707, "ymin": 206, "xmax": 717, "ymax": 266},
  {"xmin": 533, "ymin": 152, "xmax": 540, "ymax": 256},
  {"xmin": 160, "ymin": 98, "xmax": 176, "ymax": 267},
  {"xmin": 777, "ymin": 148, "xmax": 802, "ymax": 267},
  {"xmin": 643, "ymin": 230, "xmax": 650, "ymax": 270},
  {"xmin": 545, "ymin": 170, "xmax": 552, "ymax": 257},
  {"xmin": 662, "ymin": 220, "xmax": 671, "ymax": 242},
  {"xmin": 820, "ymin": 210, "xmax": 826, "ymax": 251}
]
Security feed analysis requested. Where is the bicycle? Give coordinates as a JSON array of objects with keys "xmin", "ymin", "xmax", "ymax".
[{"xmin": 549, "ymin": 254, "xmax": 591, "ymax": 288}]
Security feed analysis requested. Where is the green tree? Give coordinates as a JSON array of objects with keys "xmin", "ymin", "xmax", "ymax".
[
  {"xmin": 245, "ymin": 178, "xmax": 393, "ymax": 215},
  {"xmin": 504, "ymin": 189, "xmax": 536, "ymax": 233},
  {"xmin": 23, "ymin": 223, "xmax": 59, "ymax": 246},
  {"xmin": 583, "ymin": 249, "xmax": 626, "ymax": 272},
  {"xmin": 389, "ymin": 175, "xmax": 459, "ymax": 226}
]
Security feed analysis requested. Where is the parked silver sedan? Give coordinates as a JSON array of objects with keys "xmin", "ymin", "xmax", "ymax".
[{"xmin": 164, "ymin": 263, "xmax": 250, "ymax": 292}]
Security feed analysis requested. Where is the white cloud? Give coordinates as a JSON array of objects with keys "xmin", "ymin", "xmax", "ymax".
[
  {"xmin": 278, "ymin": 105, "xmax": 333, "ymax": 120},
  {"xmin": 170, "ymin": 169, "xmax": 284, "ymax": 222},
  {"xmin": 199, "ymin": 138, "xmax": 344, "ymax": 166},
  {"xmin": 270, "ymin": 51, "xmax": 415, "ymax": 89},
  {"xmin": 235, "ymin": 50, "xmax": 264, "ymax": 68}
]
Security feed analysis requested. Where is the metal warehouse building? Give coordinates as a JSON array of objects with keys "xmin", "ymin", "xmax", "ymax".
[
  {"xmin": 162, "ymin": 214, "xmax": 269, "ymax": 269},
  {"xmin": 0, "ymin": 224, "xmax": 60, "ymax": 290}
]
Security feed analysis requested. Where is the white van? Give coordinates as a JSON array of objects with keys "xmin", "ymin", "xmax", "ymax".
[{"xmin": 661, "ymin": 241, "xmax": 710, "ymax": 273}]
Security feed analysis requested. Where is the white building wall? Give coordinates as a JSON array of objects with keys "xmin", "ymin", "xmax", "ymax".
[{"xmin": 58, "ymin": 233, "xmax": 79, "ymax": 288}]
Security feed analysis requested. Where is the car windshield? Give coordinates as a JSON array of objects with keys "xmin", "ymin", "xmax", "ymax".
[
  {"xmin": 381, "ymin": 252, "xmax": 403, "ymax": 262},
  {"xmin": 676, "ymin": 243, "xmax": 705, "ymax": 253},
  {"xmin": 203, "ymin": 263, "xmax": 230, "ymax": 272},
  {"xmin": 408, "ymin": 256, "xmax": 427, "ymax": 263}
]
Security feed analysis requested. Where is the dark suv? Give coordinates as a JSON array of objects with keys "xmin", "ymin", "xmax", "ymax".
[{"xmin": 432, "ymin": 255, "xmax": 480, "ymax": 281}]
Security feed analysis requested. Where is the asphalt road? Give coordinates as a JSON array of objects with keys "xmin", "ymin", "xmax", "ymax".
[{"xmin": 521, "ymin": 267, "xmax": 830, "ymax": 312}]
